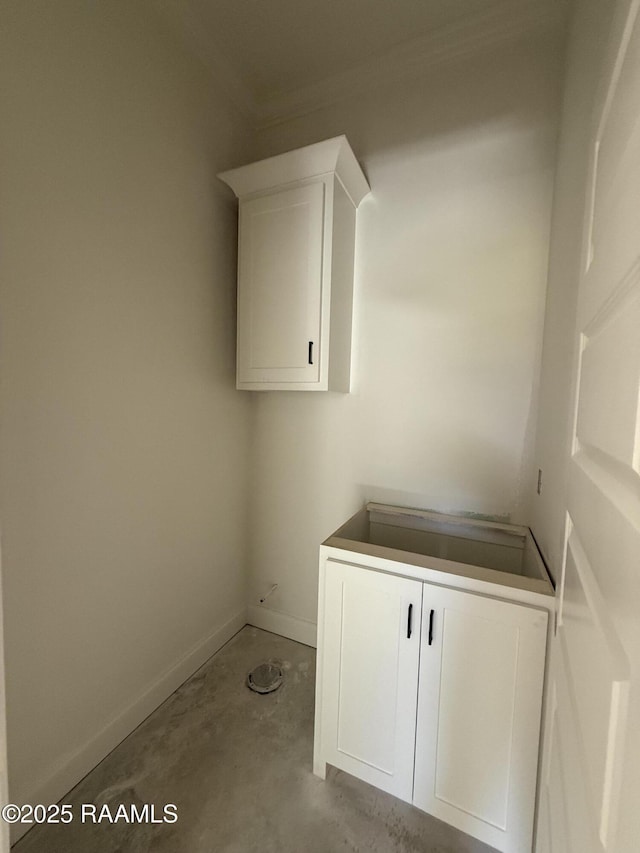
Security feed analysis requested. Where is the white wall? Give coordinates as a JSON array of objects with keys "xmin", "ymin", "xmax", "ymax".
[
  {"xmin": 248, "ymin": 34, "xmax": 565, "ymax": 633},
  {"xmin": 0, "ymin": 0, "xmax": 252, "ymax": 815},
  {"xmin": 530, "ymin": 0, "xmax": 612, "ymax": 578}
]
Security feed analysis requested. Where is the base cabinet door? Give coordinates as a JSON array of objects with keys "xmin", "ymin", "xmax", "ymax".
[
  {"xmin": 413, "ymin": 586, "xmax": 548, "ymax": 852},
  {"xmin": 319, "ymin": 561, "xmax": 422, "ymax": 802}
]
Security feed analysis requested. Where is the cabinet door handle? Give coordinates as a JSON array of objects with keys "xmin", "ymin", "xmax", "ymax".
[
  {"xmin": 407, "ymin": 603, "xmax": 413, "ymax": 639},
  {"xmin": 308, "ymin": 341, "xmax": 314, "ymax": 365},
  {"xmin": 428, "ymin": 609, "xmax": 435, "ymax": 645}
]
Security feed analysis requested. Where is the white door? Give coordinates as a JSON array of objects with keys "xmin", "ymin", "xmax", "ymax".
[
  {"xmin": 0, "ymin": 545, "xmax": 8, "ymax": 853},
  {"xmin": 537, "ymin": 3, "xmax": 640, "ymax": 852},
  {"xmin": 414, "ymin": 586, "xmax": 547, "ymax": 852},
  {"xmin": 318, "ymin": 561, "xmax": 422, "ymax": 802},
  {"xmin": 236, "ymin": 181, "xmax": 324, "ymax": 387}
]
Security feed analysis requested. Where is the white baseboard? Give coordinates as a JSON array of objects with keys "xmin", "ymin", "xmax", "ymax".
[
  {"xmin": 11, "ymin": 608, "xmax": 247, "ymax": 844},
  {"xmin": 247, "ymin": 604, "xmax": 317, "ymax": 648}
]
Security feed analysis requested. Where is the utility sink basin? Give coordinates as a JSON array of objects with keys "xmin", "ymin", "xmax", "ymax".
[{"xmin": 323, "ymin": 502, "xmax": 554, "ymax": 597}]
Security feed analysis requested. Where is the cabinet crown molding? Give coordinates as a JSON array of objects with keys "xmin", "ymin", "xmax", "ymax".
[{"xmin": 218, "ymin": 135, "xmax": 370, "ymax": 207}]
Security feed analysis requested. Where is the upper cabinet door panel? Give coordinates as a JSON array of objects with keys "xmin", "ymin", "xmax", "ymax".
[{"xmin": 237, "ymin": 182, "xmax": 324, "ymax": 385}]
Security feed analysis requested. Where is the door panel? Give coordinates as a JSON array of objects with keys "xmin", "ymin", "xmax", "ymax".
[
  {"xmin": 414, "ymin": 586, "xmax": 547, "ymax": 852},
  {"xmin": 434, "ymin": 607, "xmax": 517, "ymax": 829},
  {"xmin": 561, "ymin": 528, "xmax": 630, "ymax": 847},
  {"xmin": 543, "ymin": 648, "xmax": 600, "ymax": 853},
  {"xmin": 576, "ymin": 291, "xmax": 640, "ymax": 471},
  {"xmin": 237, "ymin": 181, "xmax": 323, "ymax": 384},
  {"xmin": 319, "ymin": 561, "xmax": 422, "ymax": 802}
]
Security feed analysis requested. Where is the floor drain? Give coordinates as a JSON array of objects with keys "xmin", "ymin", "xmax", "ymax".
[{"xmin": 247, "ymin": 662, "xmax": 284, "ymax": 694}]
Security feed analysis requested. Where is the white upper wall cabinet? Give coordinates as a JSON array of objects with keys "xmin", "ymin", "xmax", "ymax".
[{"xmin": 218, "ymin": 136, "xmax": 370, "ymax": 391}]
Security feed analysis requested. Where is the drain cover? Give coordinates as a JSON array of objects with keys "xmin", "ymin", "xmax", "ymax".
[{"xmin": 247, "ymin": 662, "xmax": 283, "ymax": 694}]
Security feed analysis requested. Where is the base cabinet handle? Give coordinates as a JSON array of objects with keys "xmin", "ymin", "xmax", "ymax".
[
  {"xmin": 407, "ymin": 603, "xmax": 413, "ymax": 638},
  {"xmin": 428, "ymin": 609, "xmax": 435, "ymax": 645}
]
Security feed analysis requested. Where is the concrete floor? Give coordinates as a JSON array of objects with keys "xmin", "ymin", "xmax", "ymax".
[{"xmin": 14, "ymin": 627, "xmax": 496, "ymax": 853}]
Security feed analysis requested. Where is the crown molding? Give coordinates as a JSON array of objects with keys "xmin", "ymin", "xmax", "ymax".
[
  {"xmin": 218, "ymin": 134, "xmax": 371, "ymax": 206},
  {"xmin": 147, "ymin": 0, "xmax": 257, "ymax": 121},
  {"xmin": 255, "ymin": 0, "xmax": 568, "ymax": 129}
]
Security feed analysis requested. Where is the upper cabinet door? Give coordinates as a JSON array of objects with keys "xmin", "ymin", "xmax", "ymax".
[
  {"xmin": 237, "ymin": 182, "xmax": 324, "ymax": 387},
  {"xmin": 413, "ymin": 586, "xmax": 548, "ymax": 853}
]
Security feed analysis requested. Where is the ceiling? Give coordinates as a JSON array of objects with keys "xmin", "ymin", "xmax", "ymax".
[
  {"xmin": 174, "ymin": 0, "xmax": 507, "ymax": 99},
  {"xmin": 150, "ymin": 0, "xmax": 567, "ymax": 123}
]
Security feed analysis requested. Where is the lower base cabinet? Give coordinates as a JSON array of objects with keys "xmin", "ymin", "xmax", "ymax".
[{"xmin": 314, "ymin": 559, "xmax": 549, "ymax": 853}]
